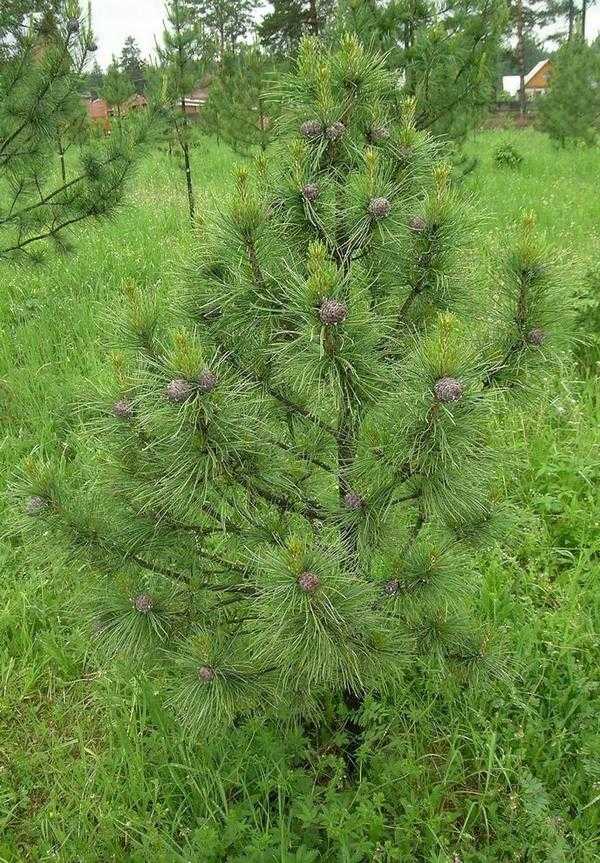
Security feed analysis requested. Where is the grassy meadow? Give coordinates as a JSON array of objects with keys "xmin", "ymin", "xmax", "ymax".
[{"xmin": 0, "ymin": 130, "xmax": 599, "ymax": 862}]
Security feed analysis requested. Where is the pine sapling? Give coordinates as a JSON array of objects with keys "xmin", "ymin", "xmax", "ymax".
[{"xmin": 9, "ymin": 37, "xmax": 572, "ymax": 737}]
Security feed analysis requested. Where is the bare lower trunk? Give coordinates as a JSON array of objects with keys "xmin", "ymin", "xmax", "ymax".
[{"xmin": 516, "ymin": 0, "xmax": 526, "ymax": 115}]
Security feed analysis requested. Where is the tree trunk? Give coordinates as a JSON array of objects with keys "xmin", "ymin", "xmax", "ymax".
[
  {"xmin": 568, "ymin": 0, "xmax": 575, "ymax": 39},
  {"xmin": 581, "ymin": 0, "xmax": 587, "ymax": 40},
  {"xmin": 308, "ymin": 0, "xmax": 320, "ymax": 35},
  {"xmin": 180, "ymin": 99, "xmax": 195, "ymax": 221},
  {"xmin": 58, "ymin": 134, "xmax": 66, "ymax": 183},
  {"xmin": 516, "ymin": 0, "xmax": 526, "ymax": 115}
]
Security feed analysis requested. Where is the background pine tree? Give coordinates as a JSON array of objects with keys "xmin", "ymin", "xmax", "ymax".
[
  {"xmin": 538, "ymin": 36, "xmax": 600, "ymax": 145},
  {"xmin": 9, "ymin": 36, "xmax": 572, "ymax": 736},
  {"xmin": 201, "ymin": 46, "xmax": 278, "ymax": 153},
  {"xmin": 0, "ymin": 2, "xmax": 146, "ymax": 260},
  {"xmin": 157, "ymin": 0, "xmax": 213, "ymax": 220}
]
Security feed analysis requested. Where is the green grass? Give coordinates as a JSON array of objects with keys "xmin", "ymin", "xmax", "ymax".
[{"xmin": 1, "ymin": 130, "xmax": 599, "ymax": 862}]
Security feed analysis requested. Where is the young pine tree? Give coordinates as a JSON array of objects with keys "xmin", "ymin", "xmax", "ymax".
[
  {"xmin": 202, "ymin": 47, "xmax": 278, "ymax": 153},
  {"xmin": 102, "ymin": 56, "xmax": 135, "ymax": 118},
  {"xmin": 538, "ymin": 37, "xmax": 600, "ymax": 146},
  {"xmin": 157, "ymin": 0, "xmax": 211, "ymax": 220},
  {"xmin": 10, "ymin": 37, "xmax": 571, "ymax": 735},
  {"xmin": 0, "ymin": 3, "xmax": 142, "ymax": 260}
]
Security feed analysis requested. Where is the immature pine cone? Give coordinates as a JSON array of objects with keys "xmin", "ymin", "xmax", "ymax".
[
  {"xmin": 302, "ymin": 183, "xmax": 319, "ymax": 203},
  {"xmin": 133, "ymin": 593, "xmax": 154, "ymax": 614},
  {"xmin": 409, "ymin": 215, "xmax": 427, "ymax": 233},
  {"xmin": 113, "ymin": 398, "xmax": 134, "ymax": 420},
  {"xmin": 527, "ymin": 327, "xmax": 545, "ymax": 346},
  {"xmin": 383, "ymin": 579, "xmax": 400, "ymax": 596},
  {"xmin": 344, "ymin": 490, "xmax": 364, "ymax": 511},
  {"xmin": 166, "ymin": 378, "xmax": 195, "ymax": 403},
  {"xmin": 319, "ymin": 298, "xmax": 348, "ymax": 325},
  {"xmin": 300, "ymin": 120, "xmax": 323, "ymax": 140},
  {"xmin": 26, "ymin": 495, "xmax": 47, "ymax": 516},
  {"xmin": 197, "ymin": 665, "xmax": 215, "ymax": 683},
  {"xmin": 368, "ymin": 197, "xmax": 391, "ymax": 220},
  {"xmin": 434, "ymin": 377, "xmax": 464, "ymax": 403},
  {"xmin": 297, "ymin": 571, "xmax": 320, "ymax": 593},
  {"xmin": 325, "ymin": 121, "xmax": 346, "ymax": 141},
  {"xmin": 197, "ymin": 369, "xmax": 218, "ymax": 393},
  {"xmin": 370, "ymin": 125, "xmax": 390, "ymax": 143},
  {"xmin": 67, "ymin": 17, "xmax": 80, "ymax": 33}
]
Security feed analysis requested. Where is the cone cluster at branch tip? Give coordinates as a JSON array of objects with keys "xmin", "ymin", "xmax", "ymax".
[
  {"xmin": 300, "ymin": 120, "xmax": 324, "ymax": 140},
  {"xmin": 302, "ymin": 183, "xmax": 319, "ymax": 203},
  {"xmin": 326, "ymin": 121, "xmax": 346, "ymax": 141},
  {"xmin": 384, "ymin": 579, "xmax": 400, "ymax": 596},
  {"xmin": 319, "ymin": 298, "xmax": 348, "ymax": 325},
  {"xmin": 409, "ymin": 215, "xmax": 427, "ymax": 233},
  {"xmin": 368, "ymin": 197, "xmax": 392, "ymax": 220},
  {"xmin": 113, "ymin": 398, "xmax": 134, "ymax": 420},
  {"xmin": 527, "ymin": 327, "xmax": 545, "ymax": 346},
  {"xmin": 67, "ymin": 18, "xmax": 80, "ymax": 34},
  {"xmin": 297, "ymin": 571, "xmax": 320, "ymax": 593},
  {"xmin": 133, "ymin": 593, "xmax": 154, "ymax": 614},
  {"xmin": 198, "ymin": 665, "xmax": 215, "ymax": 683},
  {"xmin": 344, "ymin": 490, "xmax": 365, "ymax": 511},
  {"xmin": 166, "ymin": 378, "xmax": 195, "ymax": 403},
  {"xmin": 26, "ymin": 495, "xmax": 47, "ymax": 516},
  {"xmin": 434, "ymin": 377, "xmax": 464, "ymax": 403},
  {"xmin": 370, "ymin": 125, "xmax": 390, "ymax": 142}
]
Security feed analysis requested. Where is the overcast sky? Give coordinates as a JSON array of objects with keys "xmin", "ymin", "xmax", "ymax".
[{"xmin": 92, "ymin": 0, "xmax": 600, "ymax": 69}]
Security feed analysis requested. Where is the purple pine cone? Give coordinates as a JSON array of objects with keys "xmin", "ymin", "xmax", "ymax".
[
  {"xmin": 527, "ymin": 327, "xmax": 545, "ymax": 346},
  {"xmin": 383, "ymin": 579, "xmax": 400, "ymax": 596},
  {"xmin": 67, "ymin": 17, "xmax": 80, "ymax": 33},
  {"xmin": 368, "ymin": 197, "xmax": 391, "ymax": 220},
  {"xmin": 326, "ymin": 121, "xmax": 346, "ymax": 141},
  {"xmin": 434, "ymin": 377, "xmax": 464, "ymax": 403},
  {"xmin": 113, "ymin": 398, "xmax": 134, "ymax": 420},
  {"xmin": 370, "ymin": 125, "xmax": 390, "ymax": 142},
  {"xmin": 133, "ymin": 593, "xmax": 154, "ymax": 614},
  {"xmin": 300, "ymin": 120, "xmax": 324, "ymax": 140},
  {"xmin": 302, "ymin": 183, "xmax": 319, "ymax": 203},
  {"xmin": 344, "ymin": 490, "xmax": 364, "ymax": 511},
  {"xmin": 319, "ymin": 298, "xmax": 348, "ymax": 326},
  {"xmin": 297, "ymin": 571, "xmax": 320, "ymax": 593},
  {"xmin": 198, "ymin": 665, "xmax": 215, "ymax": 683},
  {"xmin": 197, "ymin": 369, "xmax": 218, "ymax": 393},
  {"xmin": 166, "ymin": 378, "xmax": 195, "ymax": 404},
  {"xmin": 26, "ymin": 495, "xmax": 48, "ymax": 516},
  {"xmin": 409, "ymin": 215, "xmax": 427, "ymax": 233}
]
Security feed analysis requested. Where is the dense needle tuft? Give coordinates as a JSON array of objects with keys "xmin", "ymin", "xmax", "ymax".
[{"xmin": 369, "ymin": 125, "xmax": 390, "ymax": 142}]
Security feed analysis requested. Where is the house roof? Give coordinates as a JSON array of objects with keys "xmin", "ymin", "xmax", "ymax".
[
  {"xmin": 525, "ymin": 59, "xmax": 550, "ymax": 87},
  {"xmin": 87, "ymin": 98, "xmax": 109, "ymax": 120}
]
